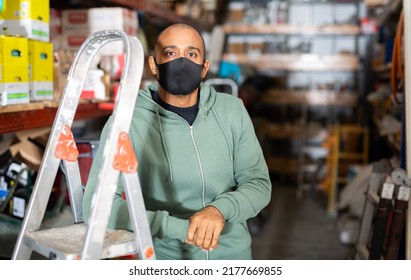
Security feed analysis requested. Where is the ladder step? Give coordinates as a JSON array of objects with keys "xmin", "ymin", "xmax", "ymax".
[{"xmin": 24, "ymin": 223, "xmax": 136, "ymax": 260}]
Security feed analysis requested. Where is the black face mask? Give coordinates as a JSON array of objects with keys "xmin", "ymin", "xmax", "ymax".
[{"xmin": 155, "ymin": 57, "xmax": 204, "ymax": 95}]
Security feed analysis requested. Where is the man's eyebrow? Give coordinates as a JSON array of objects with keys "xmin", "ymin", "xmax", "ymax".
[
  {"xmin": 187, "ymin": 46, "xmax": 202, "ymax": 53},
  {"xmin": 160, "ymin": 45, "xmax": 201, "ymax": 53},
  {"xmin": 161, "ymin": 45, "xmax": 177, "ymax": 52}
]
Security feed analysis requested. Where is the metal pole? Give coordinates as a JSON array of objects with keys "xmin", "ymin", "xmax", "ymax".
[{"xmin": 403, "ymin": 0, "xmax": 411, "ymax": 260}]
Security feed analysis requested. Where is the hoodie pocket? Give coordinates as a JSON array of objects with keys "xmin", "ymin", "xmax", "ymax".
[{"xmin": 153, "ymin": 237, "xmax": 202, "ymax": 260}]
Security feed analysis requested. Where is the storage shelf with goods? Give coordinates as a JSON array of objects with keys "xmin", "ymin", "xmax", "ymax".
[
  {"xmin": 0, "ymin": 0, "xmax": 218, "ymax": 135},
  {"xmin": 50, "ymin": 0, "xmax": 215, "ymax": 31},
  {"xmin": 221, "ymin": 0, "xmax": 369, "ymax": 204},
  {"xmin": 365, "ymin": 0, "xmax": 402, "ymax": 162}
]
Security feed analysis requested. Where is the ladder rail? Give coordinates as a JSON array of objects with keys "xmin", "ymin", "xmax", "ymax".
[
  {"xmin": 122, "ymin": 173, "xmax": 156, "ymax": 260},
  {"xmin": 61, "ymin": 160, "xmax": 84, "ymax": 223},
  {"xmin": 81, "ymin": 31, "xmax": 147, "ymax": 259},
  {"xmin": 204, "ymin": 78, "xmax": 238, "ymax": 97}
]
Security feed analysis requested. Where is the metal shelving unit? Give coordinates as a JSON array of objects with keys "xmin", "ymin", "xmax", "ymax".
[{"xmin": 222, "ymin": 0, "xmax": 366, "ymax": 201}]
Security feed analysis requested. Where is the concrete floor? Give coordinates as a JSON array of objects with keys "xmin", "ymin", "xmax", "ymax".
[{"xmin": 251, "ymin": 184, "xmax": 355, "ymax": 260}]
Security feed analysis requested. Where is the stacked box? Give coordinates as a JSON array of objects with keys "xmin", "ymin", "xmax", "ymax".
[
  {"xmin": 50, "ymin": 8, "xmax": 62, "ymax": 50},
  {"xmin": 61, "ymin": 7, "xmax": 138, "ymax": 55},
  {"xmin": 0, "ymin": 0, "xmax": 50, "ymax": 42},
  {"xmin": 28, "ymin": 40, "xmax": 54, "ymax": 101},
  {"xmin": 0, "ymin": 36, "xmax": 29, "ymax": 106}
]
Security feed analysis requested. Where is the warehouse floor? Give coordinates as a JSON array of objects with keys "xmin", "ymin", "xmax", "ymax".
[{"xmin": 251, "ymin": 184, "xmax": 355, "ymax": 260}]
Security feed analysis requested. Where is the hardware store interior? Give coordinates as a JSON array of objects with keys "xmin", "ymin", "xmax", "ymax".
[{"xmin": 0, "ymin": 0, "xmax": 409, "ymax": 260}]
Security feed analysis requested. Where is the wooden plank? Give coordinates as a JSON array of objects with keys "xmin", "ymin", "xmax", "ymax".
[
  {"xmin": 259, "ymin": 121, "xmax": 329, "ymax": 140},
  {"xmin": 266, "ymin": 157, "xmax": 299, "ymax": 174},
  {"xmin": 222, "ymin": 53, "xmax": 360, "ymax": 71},
  {"xmin": 102, "ymin": 0, "xmax": 211, "ymax": 30},
  {"xmin": 224, "ymin": 24, "xmax": 360, "ymax": 35},
  {"xmin": 364, "ymin": 0, "xmax": 387, "ymax": 7},
  {"xmin": 0, "ymin": 103, "xmax": 112, "ymax": 134},
  {"xmin": 261, "ymin": 89, "xmax": 358, "ymax": 107},
  {"xmin": 0, "ymin": 102, "xmax": 45, "ymax": 113}
]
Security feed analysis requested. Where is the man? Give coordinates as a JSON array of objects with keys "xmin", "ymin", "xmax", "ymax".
[{"xmin": 83, "ymin": 23, "xmax": 271, "ymax": 260}]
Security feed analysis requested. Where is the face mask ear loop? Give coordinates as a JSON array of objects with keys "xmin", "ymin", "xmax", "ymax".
[
  {"xmin": 152, "ymin": 57, "xmax": 160, "ymax": 79},
  {"xmin": 153, "ymin": 57, "xmax": 159, "ymax": 67}
]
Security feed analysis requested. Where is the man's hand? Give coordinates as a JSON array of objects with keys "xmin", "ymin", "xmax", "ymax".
[{"xmin": 185, "ymin": 206, "xmax": 225, "ymax": 251}]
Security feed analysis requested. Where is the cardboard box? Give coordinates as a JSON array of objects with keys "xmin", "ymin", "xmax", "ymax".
[
  {"xmin": 10, "ymin": 127, "xmax": 51, "ymax": 172},
  {"xmin": 61, "ymin": 7, "xmax": 138, "ymax": 55},
  {"xmin": 0, "ymin": 35, "xmax": 29, "ymax": 106},
  {"xmin": 9, "ymin": 141, "xmax": 43, "ymax": 172},
  {"xmin": 0, "ymin": 0, "xmax": 50, "ymax": 42},
  {"xmin": 61, "ymin": 31, "xmax": 125, "ymax": 55},
  {"xmin": 50, "ymin": 8, "xmax": 62, "ymax": 50},
  {"xmin": 54, "ymin": 49, "xmax": 75, "ymax": 100},
  {"xmin": 28, "ymin": 40, "xmax": 54, "ymax": 101},
  {"xmin": 62, "ymin": 7, "xmax": 138, "ymax": 34}
]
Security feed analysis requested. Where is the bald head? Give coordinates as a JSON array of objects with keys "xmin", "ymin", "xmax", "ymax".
[{"xmin": 154, "ymin": 23, "xmax": 206, "ymax": 60}]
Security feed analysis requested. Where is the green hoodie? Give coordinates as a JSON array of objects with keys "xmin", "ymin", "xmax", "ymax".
[{"xmin": 82, "ymin": 82, "xmax": 271, "ymax": 260}]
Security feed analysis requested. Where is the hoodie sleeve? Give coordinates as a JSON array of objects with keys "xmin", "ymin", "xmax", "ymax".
[
  {"xmin": 207, "ymin": 101, "xmax": 272, "ymax": 224},
  {"xmin": 82, "ymin": 117, "xmax": 189, "ymax": 243}
]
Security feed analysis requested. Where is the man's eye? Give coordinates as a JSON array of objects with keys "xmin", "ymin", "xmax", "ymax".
[
  {"xmin": 187, "ymin": 52, "xmax": 197, "ymax": 58},
  {"xmin": 166, "ymin": 51, "xmax": 175, "ymax": 56}
]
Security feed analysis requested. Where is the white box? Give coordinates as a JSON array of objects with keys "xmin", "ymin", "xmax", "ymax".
[
  {"xmin": 62, "ymin": 7, "xmax": 138, "ymax": 34},
  {"xmin": 61, "ymin": 31, "xmax": 125, "ymax": 56},
  {"xmin": 61, "ymin": 7, "xmax": 138, "ymax": 55}
]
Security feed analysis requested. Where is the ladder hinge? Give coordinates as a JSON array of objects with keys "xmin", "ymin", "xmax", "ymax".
[
  {"xmin": 113, "ymin": 132, "xmax": 138, "ymax": 173},
  {"xmin": 54, "ymin": 125, "xmax": 79, "ymax": 162}
]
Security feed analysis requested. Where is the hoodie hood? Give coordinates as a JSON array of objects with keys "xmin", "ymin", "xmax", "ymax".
[
  {"xmin": 136, "ymin": 82, "xmax": 217, "ymax": 119},
  {"xmin": 133, "ymin": 82, "xmax": 225, "ymax": 183}
]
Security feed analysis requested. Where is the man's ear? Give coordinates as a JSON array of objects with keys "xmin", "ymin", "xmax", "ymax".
[
  {"xmin": 202, "ymin": 59, "xmax": 210, "ymax": 79},
  {"xmin": 148, "ymin": 56, "xmax": 157, "ymax": 76}
]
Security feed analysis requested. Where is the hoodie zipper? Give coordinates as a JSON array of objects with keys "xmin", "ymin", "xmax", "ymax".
[
  {"xmin": 154, "ymin": 108, "xmax": 210, "ymax": 260},
  {"xmin": 189, "ymin": 126, "xmax": 206, "ymax": 209},
  {"xmin": 174, "ymin": 113, "xmax": 209, "ymax": 260},
  {"xmin": 189, "ymin": 125, "xmax": 210, "ymax": 260}
]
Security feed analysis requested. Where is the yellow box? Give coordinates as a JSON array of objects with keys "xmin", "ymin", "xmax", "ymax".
[
  {"xmin": 28, "ymin": 40, "xmax": 53, "ymax": 101},
  {"xmin": 0, "ymin": 35, "xmax": 29, "ymax": 106},
  {"xmin": 0, "ymin": 0, "xmax": 50, "ymax": 42}
]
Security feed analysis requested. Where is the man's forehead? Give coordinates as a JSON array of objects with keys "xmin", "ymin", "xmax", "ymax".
[{"xmin": 156, "ymin": 25, "xmax": 205, "ymax": 53}]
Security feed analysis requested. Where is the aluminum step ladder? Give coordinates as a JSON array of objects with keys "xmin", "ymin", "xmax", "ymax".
[
  {"xmin": 12, "ymin": 30, "xmax": 155, "ymax": 260},
  {"xmin": 204, "ymin": 78, "xmax": 238, "ymax": 97}
]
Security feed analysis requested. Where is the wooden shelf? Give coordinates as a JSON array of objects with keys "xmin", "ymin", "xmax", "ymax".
[
  {"xmin": 106, "ymin": 0, "xmax": 212, "ymax": 30},
  {"xmin": 364, "ymin": 0, "xmax": 387, "ymax": 7},
  {"xmin": 261, "ymin": 89, "xmax": 358, "ymax": 107},
  {"xmin": 266, "ymin": 156, "xmax": 299, "ymax": 174},
  {"xmin": 0, "ymin": 102, "xmax": 112, "ymax": 134},
  {"xmin": 224, "ymin": 24, "xmax": 361, "ymax": 35},
  {"xmin": 288, "ymin": 0, "xmax": 360, "ymax": 4},
  {"xmin": 259, "ymin": 122, "xmax": 329, "ymax": 140},
  {"xmin": 222, "ymin": 53, "xmax": 360, "ymax": 71},
  {"xmin": 51, "ymin": 0, "xmax": 212, "ymax": 30}
]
